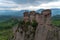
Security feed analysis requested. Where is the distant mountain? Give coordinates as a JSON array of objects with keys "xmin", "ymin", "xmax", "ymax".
[
  {"xmin": 37, "ymin": 9, "xmax": 60, "ymax": 16},
  {"xmin": 0, "ymin": 9, "xmax": 60, "ymax": 16},
  {"xmin": 36, "ymin": 9, "xmax": 43, "ymax": 13},
  {"xmin": 51, "ymin": 9, "xmax": 60, "ymax": 16},
  {"xmin": 0, "ymin": 10, "xmax": 29, "ymax": 16}
]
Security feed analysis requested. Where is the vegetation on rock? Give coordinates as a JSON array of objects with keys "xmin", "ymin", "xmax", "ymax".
[{"xmin": 31, "ymin": 20, "xmax": 38, "ymax": 30}]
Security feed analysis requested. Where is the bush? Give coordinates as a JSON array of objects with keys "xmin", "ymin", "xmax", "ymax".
[
  {"xmin": 31, "ymin": 20, "xmax": 38, "ymax": 28},
  {"xmin": 19, "ymin": 20, "xmax": 25, "ymax": 25},
  {"xmin": 25, "ymin": 21, "xmax": 30, "ymax": 26}
]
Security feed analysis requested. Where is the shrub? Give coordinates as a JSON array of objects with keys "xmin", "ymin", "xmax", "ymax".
[
  {"xmin": 19, "ymin": 20, "xmax": 25, "ymax": 25},
  {"xmin": 25, "ymin": 21, "xmax": 30, "ymax": 26},
  {"xmin": 31, "ymin": 20, "xmax": 38, "ymax": 29}
]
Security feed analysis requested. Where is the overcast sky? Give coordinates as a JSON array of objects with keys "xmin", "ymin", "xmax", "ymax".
[{"xmin": 0, "ymin": 0, "xmax": 60, "ymax": 10}]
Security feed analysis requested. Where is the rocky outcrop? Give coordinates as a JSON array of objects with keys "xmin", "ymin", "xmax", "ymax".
[{"xmin": 11, "ymin": 9, "xmax": 60, "ymax": 40}]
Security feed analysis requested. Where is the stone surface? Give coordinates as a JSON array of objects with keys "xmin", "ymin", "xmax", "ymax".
[{"xmin": 12, "ymin": 9, "xmax": 60, "ymax": 40}]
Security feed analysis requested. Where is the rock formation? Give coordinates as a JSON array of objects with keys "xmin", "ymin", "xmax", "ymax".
[{"xmin": 11, "ymin": 9, "xmax": 60, "ymax": 40}]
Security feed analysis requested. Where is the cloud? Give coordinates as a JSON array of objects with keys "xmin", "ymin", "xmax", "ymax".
[
  {"xmin": 0, "ymin": 0, "xmax": 19, "ymax": 8},
  {"xmin": 10, "ymin": 0, "xmax": 57, "ymax": 4},
  {"xmin": 0, "ymin": 0, "xmax": 60, "ymax": 10},
  {"xmin": 6, "ymin": 0, "xmax": 59, "ymax": 6},
  {"xmin": 9, "ymin": 1, "xmax": 60, "ymax": 11}
]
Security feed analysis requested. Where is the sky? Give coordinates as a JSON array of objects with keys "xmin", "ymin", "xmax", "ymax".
[{"xmin": 0, "ymin": 0, "xmax": 60, "ymax": 11}]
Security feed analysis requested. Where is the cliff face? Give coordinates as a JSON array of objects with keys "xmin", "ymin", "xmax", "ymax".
[{"xmin": 11, "ymin": 9, "xmax": 60, "ymax": 40}]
